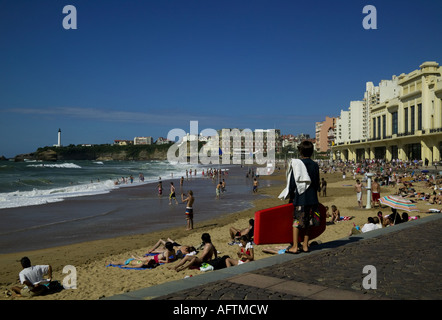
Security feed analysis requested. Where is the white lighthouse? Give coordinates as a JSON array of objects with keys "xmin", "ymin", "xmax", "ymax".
[{"xmin": 55, "ymin": 128, "xmax": 62, "ymax": 147}]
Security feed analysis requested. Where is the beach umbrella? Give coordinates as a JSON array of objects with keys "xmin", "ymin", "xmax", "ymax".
[{"xmin": 379, "ymin": 195, "xmax": 419, "ymax": 212}]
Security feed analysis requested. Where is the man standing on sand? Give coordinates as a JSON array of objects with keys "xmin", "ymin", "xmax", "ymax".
[
  {"xmin": 354, "ymin": 179, "xmax": 364, "ymax": 208},
  {"xmin": 285, "ymin": 140, "xmax": 321, "ymax": 254}
]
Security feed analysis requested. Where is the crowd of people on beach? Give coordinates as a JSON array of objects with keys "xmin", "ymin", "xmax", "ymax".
[{"xmin": 8, "ymin": 144, "xmax": 442, "ymax": 298}]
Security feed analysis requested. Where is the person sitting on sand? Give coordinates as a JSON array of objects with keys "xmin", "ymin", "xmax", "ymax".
[
  {"xmin": 226, "ymin": 235, "xmax": 254, "ymax": 267},
  {"xmin": 382, "ymin": 214, "xmax": 395, "ymax": 227},
  {"xmin": 349, "ymin": 217, "xmax": 380, "ymax": 235},
  {"xmin": 169, "ymin": 233, "xmax": 217, "ymax": 272},
  {"xmin": 330, "ymin": 205, "xmax": 340, "ymax": 223},
  {"xmin": 228, "ymin": 219, "xmax": 254, "ymax": 245},
  {"xmin": 10, "ymin": 257, "xmax": 53, "ymax": 297}
]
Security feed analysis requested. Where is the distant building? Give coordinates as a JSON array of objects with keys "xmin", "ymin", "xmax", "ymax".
[
  {"xmin": 333, "ymin": 61, "xmax": 442, "ymax": 162},
  {"xmin": 155, "ymin": 137, "xmax": 172, "ymax": 145},
  {"xmin": 134, "ymin": 136, "xmax": 153, "ymax": 145},
  {"xmin": 114, "ymin": 140, "xmax": 133, "ymax": 146},
  {"xmin": 217, "ymin": 128, "xmax": 282, "ymax": 157},
  {"xmin": 315, "ymin": 117, "xmax": 336, "ymax": 152}
]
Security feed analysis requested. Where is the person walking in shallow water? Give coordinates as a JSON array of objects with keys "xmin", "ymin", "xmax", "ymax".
[
  {"xmin": 169, "ymin": 182, "xmax": 178, "ymax": 205},
  {"xmin": 182, "ymin": 190, "xmax": 195, "ymax": 230}
]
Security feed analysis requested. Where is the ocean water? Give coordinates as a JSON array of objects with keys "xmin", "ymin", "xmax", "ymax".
[{"xmin": 0, "ymin": 160, "xmax": 205, "ymax": 210}]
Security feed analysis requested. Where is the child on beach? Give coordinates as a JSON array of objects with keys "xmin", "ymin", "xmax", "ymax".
[
  {"xmin": 226, "ymin": 235, "xmax": 254, "ymax": 267},
  {"xmin": 330, "ymin": 205, "xmax": 340, "ymax": 223},
  {"xmin": 181, "ymin": 190, "xmax": 195, "ymax": 230}
]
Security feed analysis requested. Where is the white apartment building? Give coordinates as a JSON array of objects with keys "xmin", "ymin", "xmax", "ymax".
[
  {"xmin": 362, "ymin": 77, "xmax": 399, "ymax": 140},
  {"xmin": 336, "ymin": 77, "xmax": 399, "ymax": 144}
]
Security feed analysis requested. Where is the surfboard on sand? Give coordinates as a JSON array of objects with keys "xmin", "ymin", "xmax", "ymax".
[{"xmin": 253, "ymin": 203, "xmax": 327, "ymax": 245}]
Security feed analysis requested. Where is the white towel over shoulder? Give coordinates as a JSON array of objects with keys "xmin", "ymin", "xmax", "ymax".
[{"xmin": 278, "ymin": 159, "xmax": 311, "ymax": 200}]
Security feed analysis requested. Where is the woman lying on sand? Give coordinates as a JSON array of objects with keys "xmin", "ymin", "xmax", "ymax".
[
  {"xmin": 110, "ymin": 242, "xmax": 176, "ymax": 268},
  {"xmin": 145, "ymin": 238, "xmax": 197, "ymax": 259}
]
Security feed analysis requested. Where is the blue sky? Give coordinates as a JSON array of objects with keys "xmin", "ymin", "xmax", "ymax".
[{"xmin": 1, "ymin": 0, "xmax": 441, "ymax": 158}]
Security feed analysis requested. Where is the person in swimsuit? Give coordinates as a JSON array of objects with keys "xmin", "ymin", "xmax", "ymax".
[
  {"xmin": 253, "ymin": 178, "xmax": 259, "ymax": 193},
  {"xmin": 157, "ymin": 179, "xmax": 163, "ymax": 197},
  {"xmin": 169, "ymin": 182, "xmax": 178, "ymax": 204},
  {"xmin": 110, "ymin": 242, "xmax": 176, "ymax": 268},
  {"xmin": 145, "ymin": 238, "xmax": 196, "ymax": 259},
  {"xmin": 215, "ymin": 182, "xmax": 222, "ymax": 199},
  {"xmin": 225, "ymin": 235, "xmax": 254, "ymax": 267},
  {"xmin": 228, "ymin": 219, "xmax": 254, "ymax": 245},
  {"xmin": 354, "ymin": 179, "xmax": 364, "ymax": 208},
  {"xmin": 181, "ymin": 190, "xmax": 195, "ymax": 230}
]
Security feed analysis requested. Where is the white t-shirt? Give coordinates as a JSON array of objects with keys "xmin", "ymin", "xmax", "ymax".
[
  {"xmin": 19, "ymin": 265, "xmax": 49, "ymax": 285},
  {"xmin": 361, "ymin": 223, "xmax": 377, "ymax": 233}
]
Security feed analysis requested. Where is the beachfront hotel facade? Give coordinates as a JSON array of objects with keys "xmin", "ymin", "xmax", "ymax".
[{"xmin": 332, "ymin": 61, "xmax": 442, "ymax": 164}]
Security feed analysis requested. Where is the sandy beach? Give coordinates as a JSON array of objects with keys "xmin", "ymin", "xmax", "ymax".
[{"xmin": 1, "ymin": 165, "xmax": 438, "ymax": 300}]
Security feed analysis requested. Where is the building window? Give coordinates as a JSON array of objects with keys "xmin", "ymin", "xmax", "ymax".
[
  {"xmin": 382, "ymin": 115, "xmax": 386, "ymax": 139},
  {"xmin": 404, "ymin": 107, "xmax": 408, "ymax": 133},
  {"xmin": 411, "ymin": 105, "xmax": 415, "ymax": 133},
  {"xmin": 373, "ymin": 117, "xmax": 376, "ymax": 139},
  {"xmin": 377, "ymin": 116, "xmax": 381, "ymax": 139},
  {"xmin": 417, "ymin": 104, "xmax": 422, "ymax": 131},
  {"xmin": 392, "ymin": 111, "xmax": 398, "ymax": 135}
]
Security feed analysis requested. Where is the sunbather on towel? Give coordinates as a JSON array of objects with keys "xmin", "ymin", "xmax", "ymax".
[
  {"xmin": 145, "ymin": 238, "xmax": 196, "ymax": 259},
  {"xmin": 111, "ymin": 242, "xmax": 176, "ymax": 268}
]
